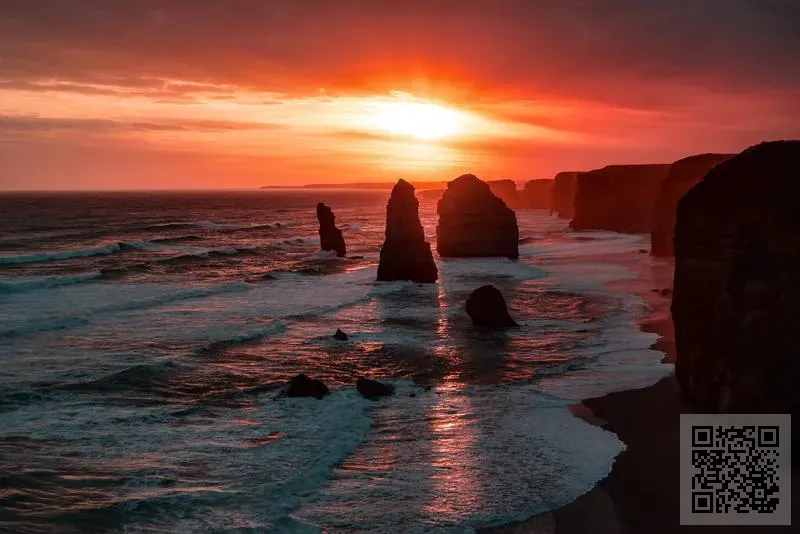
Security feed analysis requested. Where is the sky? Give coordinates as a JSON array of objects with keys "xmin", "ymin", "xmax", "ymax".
[{"xmin": 1, "ymin": 0, "xmax": 798, "ymax": 190}]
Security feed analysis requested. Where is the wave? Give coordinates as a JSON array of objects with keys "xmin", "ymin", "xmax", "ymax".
[
  {"xmin": 195, "ymin": 321, "xmax": 288, "ymax": 355},
  {"xmin": 0, "ymin": 243, "xmax": 121, "ymax": 265},
  {"xmin": 0, "ymin": 271, "xmax": 102, "ymax": 294},
  {"xmin": 141, "ymin": 220, "xmax": 298, "ymax": 232},
  {"xmin": 61, "ymin": 360, "xmax": 178, "ymax": 394}
]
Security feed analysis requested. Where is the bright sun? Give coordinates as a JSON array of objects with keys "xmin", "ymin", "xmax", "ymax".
[{"xmin": 370, "ymin": 100, "xmax": 465, "ymax": 140}]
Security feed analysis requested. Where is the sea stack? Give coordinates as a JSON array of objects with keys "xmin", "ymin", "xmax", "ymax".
[
  {"xmin": 486, "ymin": 179, "xmax": 521, "ymax": 209},
  {"xmin": 571, "ymin": 164, "xmax": 670, "ymax": 233},
  {"xmin": 550, "ymin": 172, "xmax": 578, "ymax": 219},
  {"xmin": 376, "ymin": 179, "xmax": 438, "ymax": 283},
  {"xmin": 521, "ymin": 179, "xmax": 554, "ymax": 209},
  {"xmin": 671, "ymin": 141, "xmax": 800, "ymax": 450},
  {"xmin": 437, "ymin": 174, "xmax": 519, "ymax": 258},
  {"xmin": 465, "ymin": 285, "xmax": 518, "ymax": 327},
  {"xmin": 316, "ymin": 202, "xmax": 346, "ymax": 257},
  {"xmin": 650, "ymin": 153, "xmax": 733, "ymax": 257}
]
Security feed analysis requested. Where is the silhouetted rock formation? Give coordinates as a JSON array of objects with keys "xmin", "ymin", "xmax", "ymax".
[
  {"xmin": 356, "ymin": 377, "xmax": 395, "ymax": 399},
  {"xmin": 465, "ymin": 285, "xmax": 518, "ymax": 327},
  {"xmin": 571, "ymin": 164, "xmax": 670, "ymax": 233},
  {"xmin": 437, "ymin": 174, "xmax": 519, "ymax": 258},
  {"xmin": 521, "ymin": 179, "xmax": 554, "ymax": 209},
  {"xmin": 551, "ymin": 172, "xmax": 578, "ymax": 219},
  {"xmin": 487, "ymin": 180, "xmax": 521, "ymax": 209},
  {"xmin": 651, "ymin": 153, "xmax": 733, "ymax": 257},
  {"xmin": 672, "ymin": 141, "xmax": 800, "ymax": 449},
  {"xmin": 316, "ymin": 203, "xmax": 346, "ymax": 257},
  {"xmin": 285, "ymin": 373, "xmax": 330, "ymax": 399},
  {"xmin": 377, "ymin": 179, "xmax": 438, "ymax": 283},
  {"xmin": 333, "ymin": 328, "xmax": 348, "ymax": 341}
]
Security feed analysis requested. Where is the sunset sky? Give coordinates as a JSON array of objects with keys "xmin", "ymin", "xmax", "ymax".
[{"xmin": 1, "ymin": 0, "xmax": 799, "ymax": 190}]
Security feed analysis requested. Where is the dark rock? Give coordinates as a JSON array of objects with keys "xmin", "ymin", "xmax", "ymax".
[
  {"xmin": 316, "ymin": 203, "xmax": 346, "ymax": 257},
  {"xmin": 651, "ymin": 153, "xmax": 733, "ymax": 257},
  {"xmin": 521, "ymin": 179, "xmax": 554, "ymax": 209},
  {"xmin": 465, "ymin": 285, "xmax": 518, "ymax": 327},
  {"xmin": 437, "ymin": 174, "xmax": 519, "ymax": 258},
  {"xmin": 551, "ymin": 172, "xmax": 578, "ymax": 219},
  {"xmin": 285, "ymin": 373, "xmax": 330, "ymax": 399},
  {"xmin": 487, "ymin": 179, "xmax": 521, "ymax": 209},
  {"xmin": 333, "ymin": 328, "xmax": 348, "ymax": 341},
  {"xmin": 409, "ymin": 393, "xmax": 417, "ymax": 398},
  {"xmin": 377, "ymin": 179, "xmax": 438, "ymax": 283},
  {"xmin": 356, "ymin": 377, "xmax": 395, "ymax": 399},
  {"xmin": 638, "ymin": 249, "xmax": 648, "ymax": 254},
  {"xmin": 571, "ymin": 164, "xmax": 671, "ymax": 233},
  {"xmin": 672, "ymin": 141, "xmax": 800, "ymax": 452},
  {"xmin": 659, "ymin": 288, "xmax": 672, "ymax": 297}
]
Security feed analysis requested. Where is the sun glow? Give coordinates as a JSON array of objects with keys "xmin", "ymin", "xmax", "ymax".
[{"xmin": 368, "ymin": 99, "xmax": 467, "ymax": 140}]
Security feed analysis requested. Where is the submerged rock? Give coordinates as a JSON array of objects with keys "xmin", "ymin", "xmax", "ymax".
[
  {"xmin": 465, "ymin": 285, "xmax": 518, "ymax": 327},
  {"xmin": 356, "ymin": 377, "xmax": 395, "ymax": 399},
  {"xmin": 651, "ymin": 153, "xmax": 733, "ymax": 257},
  {"xmin": 571, "ymin": 164, "xmax": 671, "ymax": 233},
  {"xmin": 672, "ymin": 141, "xmax": 800, "ymax": 449},
  {"xmin": 377, "ymin": 179, "xmax": 438, "ymax": 283},
  {"xmin": 521, "ymin": 179, "xmax": 554, "ymax": 209},
  {"xmin": 316, "ymin": 202, "xmax": 346, "ymax": 257},
  {"xmin": 285, "ymin": 373, "xmax": 330, "ymax": 399},
  {"xmin": 551, "ymin": 172, "xmax": 578, "ymax": 219},
  {"xmin": 333, "ymin": 328, "xmax": 348, "ymax": 341},
  {"xmin": 437, "ymin": 174, "xmax": 519, "ymax": 258}
]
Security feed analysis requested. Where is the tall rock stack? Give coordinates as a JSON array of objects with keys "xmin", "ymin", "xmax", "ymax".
[
  {"xmin": 571, "ymin": 164, "xmax": 670, "ymax": 233},
  {"xmin": 316, "ymin": 202, "xmax": 346, "ymax": 257},
  {"xmin": 521, "ymin": 179, "xmax": 554, "ymax": 209},
  {"xmin": 437, "ymin": 174, "xmax": 519, "ymax": 259},
  {"xmin": 486, "ymin": 180, "xmax": 521, "ymax": 209},
  {"xmin": 650, "ymin": 153, "xmax": 733, "ymax": 257},
  {"xmin": 671, "ymin": 141, "xmax": 800, "ymax": 453},
  {"xmin": 376, "ymin": 179, "xmax": 438, "ymax": 283},
  {"xmin": 551, "ymin": 172, "xmax": 578, "ymax": 219}
]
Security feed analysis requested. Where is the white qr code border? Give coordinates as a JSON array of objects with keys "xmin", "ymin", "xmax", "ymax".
[{"xmin": 680, "ymin": 413, "xmax": 791, "ymax": 526}]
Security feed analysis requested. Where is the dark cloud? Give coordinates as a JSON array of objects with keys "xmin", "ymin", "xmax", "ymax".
[{"xmin": 0, "ymin": 0, "xmax": 798, "ymax": 103}]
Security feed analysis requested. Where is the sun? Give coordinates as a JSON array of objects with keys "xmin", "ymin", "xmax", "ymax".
[{"xmin": 370, "ymin": 100, "xmax": 466, "ymax": 140}]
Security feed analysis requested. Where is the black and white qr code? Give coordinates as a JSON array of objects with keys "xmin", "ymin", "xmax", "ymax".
[{"xmin": 680, "ymin": 414, "xmax": 791, "ymax": 525}]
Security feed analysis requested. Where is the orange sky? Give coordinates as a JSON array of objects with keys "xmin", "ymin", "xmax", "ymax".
[{"xmin": 1, "ymin": 1, "xmax": 799, "ymax": 190}]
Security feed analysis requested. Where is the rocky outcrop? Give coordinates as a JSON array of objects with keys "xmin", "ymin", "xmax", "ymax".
[
  {"xmin": 437, "ymin": 174, "xmax": 519, "ymax": 258},
  {"xmin": 333, "ymin": 328, "xmax": 348, "ymax": 341},
  {"xmin": 316, "ymin": 203, "xmax": 346, "ymax": 257},
  {"xmin": 551, "ymin": 172, "xmax": 578, "ymax": 219},
  {"xmin": 521, "ymin": 179, "xmax": 554, "ymax": 209},
  {"xmin": 465, "ymin": 285, "xmax": 518, "ymax": 327},
  {"xmin": 672, "ymin": 141, "xmax": 800, "ymax": 438},
  {"xmin": 377, "ymin": 179, "xmax": 438, "ymax": 283},
  {"xmin": 356, "ymin": 377, "xmax": 395, "ymax": 399},
  {"xmin": 651, "ymin": 153, "xmax": 733, "ymax": 257},
  {"xmin": 571, "ymin": 164, "xmax": 670, "ymax": 233},
  {"xmin": 285, "ymin": 374, "xmax": 330, "ymax": 399},
  {"xmin": 487, "ymin": 180, "xmax": 521, "ymax": 209}
]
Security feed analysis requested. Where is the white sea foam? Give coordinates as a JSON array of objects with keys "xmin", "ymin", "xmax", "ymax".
[{"xmin": 0, "ymin": 243, "xmax": 121, "ymax": 265}]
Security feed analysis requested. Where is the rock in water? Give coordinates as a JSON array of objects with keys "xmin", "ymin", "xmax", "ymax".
[
  {"xmin": 356, "ymin": 377, "xmax": 395, "ymax": 399},
  {"xmin": 316, "ymin": 202, "xmax": 346, "ymax": 257},
  {"xmin": 285, "ymin": 373, "xmax": 330, "ymax": 399},
  {"xmin": 571, "ymin": 164, "xmax": 670, "ymax": 233},
  {"xmin": 487, "ymin": 179, "xmax": 521, "ymax": 208},
  {"xmin": 551, "ymin": 172, "xmax": 578, "ymax": 219},
  {"xmin": 437, "ymin": 174, "xmax": 519, "ymax": 258},
  {"xmin": 333, "ymin": 328, "xmax": 348, "ymax": 341},
  {"xmin": 521, "ymin": 179, "xmax": 554, "ymax": 209},
  {"xmin": 650, "ymin": 153, "xmax": 733, "ymax": 257},
  {"xmin": 376, "ymin": 179, "xmax": 438, "ymax": 283},
  {"xmin": 465, "ymin": 285, "xmax": 518, "ymax": 327},
  {"xmin": 672, "ymin": 141, "xmax": 800, "ymax": 434}
]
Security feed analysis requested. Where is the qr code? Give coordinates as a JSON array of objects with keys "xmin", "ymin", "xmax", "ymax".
[{"xmin": 680, "ymin": 414, "xmax": 791, "ymax": 525}]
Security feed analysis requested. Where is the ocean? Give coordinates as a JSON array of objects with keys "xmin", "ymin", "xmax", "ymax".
[{"xmin": 0, "ymin": 190, "xmax": 673, "ymax": 533}]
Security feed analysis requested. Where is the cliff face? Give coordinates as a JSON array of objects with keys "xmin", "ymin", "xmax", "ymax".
[
  {"xmin": 437, "ymin": 174, "xmax": 519, "ymax": 258},
  {"xmin": 672, "ymin": 141, "xmax": 800, "ymax": 426},
  {"xmin": 486, "ymin": 180, "xmax": 521, "ymax": 209},
  {"xmin": 316, "ymin": 203, "xmax": 346, "ymax": 257},
  {"xmin": 550, "ymin": 172, "xmax": 578, "ymax": 219},
  {"xmin": 571, "ymin": 164, "xmax": 670, "ymax": 233},
  {"xmin": 651, "ymin": 153, "xmax": 733, "ymax": 257},
  {"xmin": 376, "ymin": 179, "xmax": 438, "ymax": 283},
  {"xmin": 521, "ymin": 179, "xmax": 554, "ymax": 209}
]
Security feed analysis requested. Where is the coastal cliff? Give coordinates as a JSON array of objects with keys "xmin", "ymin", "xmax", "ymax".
[
  {"xmin": 551, "ymin": 172, "xmax": 578, "ymax": 219},
  {"xmin": 521, "ymin": 179, "xmax": 554, "ymax": 210}
]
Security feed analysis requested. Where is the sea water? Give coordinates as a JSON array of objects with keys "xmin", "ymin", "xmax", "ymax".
[{"xmin": 0, "ymin": 191, "xmax": 673, "ymax": 533}]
